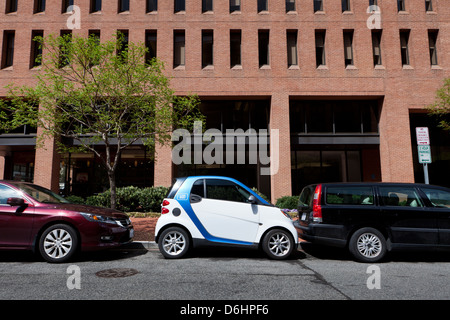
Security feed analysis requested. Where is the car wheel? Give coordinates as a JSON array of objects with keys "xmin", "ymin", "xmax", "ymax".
[
  {"xmin": 39, "ymin": 224, "xmax": 78, "ymax": 263},
  {"xmin": 262, "ymin": 229, "xmax": 295, "ymax": 260},
  {"xmin": 158, "ymin": 227, "xmax": 190, "ymax": 259},
  {"xmin": 349, "ymin": 227, "xmax": 387, "ymax": 263}
]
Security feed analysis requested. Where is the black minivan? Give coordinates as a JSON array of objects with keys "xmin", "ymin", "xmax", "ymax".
[{"xmin": 294, "ymin": 183, "xmax": 450, "ymax": 262}]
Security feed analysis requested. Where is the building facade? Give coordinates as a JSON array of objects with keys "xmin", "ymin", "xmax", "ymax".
[{"xmin": 0, "ymin": 0, "xmax": 449, "ymax": 202}]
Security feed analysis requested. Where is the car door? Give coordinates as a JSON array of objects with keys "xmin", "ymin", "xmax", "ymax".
[
  {"xmin": 190, "ymin": 179, "xmax": 260, "ymax": 244},
  {"xmin": 0, "ymin": 184, "xmax": 34, "ymax": 248},
  {"xmin": 419, "ymin": 187, "xmax": 450, "ymax": 245},
  {"xmin": 378, "ymin": 185, "xmax": 438, "ymax": 245}
]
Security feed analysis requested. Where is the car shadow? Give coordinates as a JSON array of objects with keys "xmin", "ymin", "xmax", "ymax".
[
  {"xmin": 0, "ymin": 247, "xmax": 148, "ymax": 264},
  {"xmin": 185, "ymin": 247, "xmax": 307, "ymax": 261},
  {"xmin": 299, "ymin": 242, "xmax": 450, "ymax": 263}
]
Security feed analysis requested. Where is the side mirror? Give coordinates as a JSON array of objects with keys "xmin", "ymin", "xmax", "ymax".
[
  {"xmin": 248, "ymin": 195, "xmax": 257, "ymax": 204},
  {"xmin": 7, "ymin": 197, "xmax": 26, "ymax": 207}
]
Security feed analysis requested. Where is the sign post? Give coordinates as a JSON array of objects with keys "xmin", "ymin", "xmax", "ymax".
[{"xmin": 415, "ymin": 127, "xmax": 431, "ymax": 184}]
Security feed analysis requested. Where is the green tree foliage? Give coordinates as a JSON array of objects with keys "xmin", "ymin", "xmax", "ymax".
[
  {"xmin": 0, "ymin": 33, "xmax": 203, "ymax": 209},
  {"xmin": 427, "ymin": 78, "xmax": 450, "ymax": 131}
]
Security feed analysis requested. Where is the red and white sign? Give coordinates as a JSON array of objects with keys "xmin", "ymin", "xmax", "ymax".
[{"xmin": 416, "ymin": 127, "xmax": 430, "ymax": 145}]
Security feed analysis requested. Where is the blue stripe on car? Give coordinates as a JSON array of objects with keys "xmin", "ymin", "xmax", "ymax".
[{"xmin": 175, "ymin": 176, "xmax": 267, "ymax": 246}]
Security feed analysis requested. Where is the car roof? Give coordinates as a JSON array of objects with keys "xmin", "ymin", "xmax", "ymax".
[{"xmin": 303, "ymin": 182, "xmax": 450, "ymax": 190}]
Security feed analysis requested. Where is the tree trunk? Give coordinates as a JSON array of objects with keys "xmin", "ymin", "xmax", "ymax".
[{"xmin": 108, "ymin": 170, "xmax": 117, "ymax": 210}]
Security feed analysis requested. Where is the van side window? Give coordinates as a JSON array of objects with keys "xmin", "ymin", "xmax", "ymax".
[
  {"xmin": 326, "ymin": 187, "xmax": 374, "ymax": 205},
  {"xmin": 379, "ymin": 187, "xmax": 423, "ymax": 207},
  {"xmin": 421, "ymin": 188, "xmax": 450, "ymax": 208}
]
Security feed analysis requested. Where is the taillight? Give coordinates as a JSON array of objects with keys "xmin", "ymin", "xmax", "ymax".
[
  {"xmin": 312, "ymin": 184, "xmax": 323, "ymax": 223},
  {"xmin": 161, "ymin": 199, "xmax": 170, "ymax": 214}
]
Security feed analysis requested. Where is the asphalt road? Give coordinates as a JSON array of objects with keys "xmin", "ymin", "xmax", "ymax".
[{"xmin": 1, "ymin": 242, "xmax": 450, "ymax": 304}]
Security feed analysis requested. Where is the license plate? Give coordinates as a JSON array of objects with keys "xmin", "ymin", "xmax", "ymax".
[
  {"xmin": 301, "ymin": 213, "xmax": 307, "ymax": 221},
  {"xmin": 129, "ymin": 228, "xmax": 134, "ymax": 239}
]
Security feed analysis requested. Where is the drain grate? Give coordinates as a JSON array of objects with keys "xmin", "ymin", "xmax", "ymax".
[{"xmin": 95, "ymin": 268, "xmax": 139, "ymax": 278}]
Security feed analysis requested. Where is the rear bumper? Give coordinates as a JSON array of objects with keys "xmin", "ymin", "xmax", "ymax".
[{"xmin": 294, "ymin": 220, "xmax": 347, "ymax": 248}]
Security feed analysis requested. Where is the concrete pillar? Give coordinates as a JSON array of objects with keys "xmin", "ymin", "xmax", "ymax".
[{"xmin": 270, "ymin": 92, "xmax": 292, "ymax": 203}]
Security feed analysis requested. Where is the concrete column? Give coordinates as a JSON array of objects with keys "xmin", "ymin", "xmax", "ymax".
[
  {"xmin": 154, "ymin": 142, "xmax": 173, "ymax": 187},
  {"xmin": 269, "ymin": 92, "xmax": 292, "ymax": 203},
  {"xmin": 33, "ymin": 127, "xmax": 61, "ymax": 192}
]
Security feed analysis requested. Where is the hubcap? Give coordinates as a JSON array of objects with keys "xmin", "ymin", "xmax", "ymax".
[
  {"xmin": 268, "ymin": 233, "xmax": 291, "ymax": 257},
  {"xmin": 357, "ymin": 233, "xmax": 382, "ymax": 258},
  {"xmin": 44, "ymin": 229, "xmax": 73, "ymax": 259},
  {"xmin": 163, "ymin": 231, "xmax": 186, "ymax": 256}
]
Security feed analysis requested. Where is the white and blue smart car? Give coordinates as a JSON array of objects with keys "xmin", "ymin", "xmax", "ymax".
[{"xmin": 155, "ymin": 176, "xmax": 298, "ymax": 260}]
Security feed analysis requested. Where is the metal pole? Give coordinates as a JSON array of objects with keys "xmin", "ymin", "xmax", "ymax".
[{"xmin": 423, "ymin": 163, "xmax": 430, "ymax": 184}]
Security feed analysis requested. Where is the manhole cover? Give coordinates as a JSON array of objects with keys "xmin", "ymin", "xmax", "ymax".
[{"xmin": 95, "ymin": 268, "xmax": 139, "ymax": 278}]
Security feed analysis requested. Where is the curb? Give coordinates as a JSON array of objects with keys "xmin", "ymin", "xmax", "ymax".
[{"xmin": 122, "ymin": 241, "xmax": 158, "ymax": 250}]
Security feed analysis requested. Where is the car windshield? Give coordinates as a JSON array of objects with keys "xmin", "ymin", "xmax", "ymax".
[{"xmin": 13, "ymin": 183, "xmax": 69, "ymax": 204}]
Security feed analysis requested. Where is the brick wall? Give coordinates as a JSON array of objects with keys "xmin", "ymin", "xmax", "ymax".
[{"xmin": 0, "ymin": 0, "xmax": 448, "ymax": 200}]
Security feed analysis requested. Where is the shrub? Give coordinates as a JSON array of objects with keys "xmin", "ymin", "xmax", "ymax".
[
  {"xmin": 79, "ymin": 185, "xmax": 169, "ymax": 213},
  {"xmin": 275, "ymin": 195, "xmax": 299, "ymax": 210}
]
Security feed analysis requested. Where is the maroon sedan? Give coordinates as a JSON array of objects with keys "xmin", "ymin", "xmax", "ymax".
[{"xmin": 0, "ymin": 181, "xmax": 134, "ymax": 263}]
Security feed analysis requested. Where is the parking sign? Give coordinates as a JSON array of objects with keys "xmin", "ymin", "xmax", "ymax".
[
  {"xmin": 418, "ymin": 145, "xmax": 432, "ymax": 164},
  {"xmin": 416, "ymin": 127, "xmax": 430, "ymax": 145}
]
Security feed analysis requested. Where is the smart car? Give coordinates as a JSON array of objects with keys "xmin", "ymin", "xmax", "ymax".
[
  {"xmin": 0, "ymin": 181, "xmax": 134, "ymax": 263},
  {"xmin": 155, "ymin": 176, "xmax": 298, "ymax": 259}
]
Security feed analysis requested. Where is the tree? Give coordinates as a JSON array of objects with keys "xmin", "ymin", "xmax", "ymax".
[
  {"xmin": 0, "ymin": 33, "xmax": 202, "ymax": 209},
  {"xmin": 427, "ymin": 78, "xmax": 450, "ymax": 131}
]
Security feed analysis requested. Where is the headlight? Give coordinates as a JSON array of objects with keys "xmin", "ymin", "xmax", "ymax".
[{"xmin": 80, "ymin": 212, "xmax": 118, "ymax": 225}]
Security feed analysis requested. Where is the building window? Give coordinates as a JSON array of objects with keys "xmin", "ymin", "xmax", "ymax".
[
  {"xmin": 315, "ymin": 30, "xmax": 326, "ymax": 67},
  {"xmin": 202, "ymin": 30, "xmax": 213, "ymax": 68},
  {"xmin": 145, "ymin": 30, "xmax": 157, "ymax": 64},
  {"xmin": 314, "ymin": 0, "xmax": 323, "ymax": 12},
  {"xmin": 1, "ymin": 31, "xmax": 15, "ymax": 69},
  {"xmin": 146, "ymin": 0, "xmax": 157, "ymax": 12},
  {"xmin": 90, "ymin": 0, "xmax": 101, "ymax": 13},
  {"xmin": 425, "ymin": 0, "xmax": 433, "ymax": 11},
  {"xmin": 286, "ymin": 0, "xmax": 295, "ymax": 12},
  {"xmin": 371, "ymin": 30, "xmax": 382, "ymax": 66},
  {"xmin": 116, "ymin": 30, "xmax": 128, "ymax": 62},
  {"xmin": 230, "ymin": 30, "xmax": 241, "ymax": 68},
  {"xmin": 341, "ymin": 0, "xmax": 350, "ymax": 12},
  {"xmin": 258, "ymin": 30, "xmax": 270, "ymax": 67},
  {"xmin": 397, "ymin": 0, "xmax": 406, "ymax": 12},
  {"xmin": 118, "ymin": 0, "xmax": 129, "ymax": 12},
  {"xmin": 5, "ymin": 0, "xmax": 18, "ymax": 13},
  {"xmin": 175, "ymin": 0, "xmax": 185, "ymax": 13},
  {"xmin": 34, "ymin": 0, "xmax": 46, "ymax": 13},
  {"xmin": 173, "ymin": 30, "xmax": 185, "ymax": 68},
  {"xmin": 62, "ymin": 0, "xmax": 73, "ymax": 13},
  {"xmin": 428, "ymin": 30, "xmax": 438, "ymax": 66},
  {"xmin": 400, "ymin": 30, "xmax": 410, "ymax": 66},
  {"xmin": 369, "ymin": 0, "xmax": 378, "ymax": 6},
  {"xmin": 287, "ymin": 30, "xmax": 298, "ymax": 67},
  {"xmin": 202, "ymin": 0, "xmax": 213, "ymax": 13},
  {"xmin": 257, "ymin": 0, "xmax": 268, "ymax": 12},
  {"xmin": 230, "ymin": 0, "xmax": 240, "ymax": 13},
  {"xmin": 59, "ymin": 30, "xmax": 72, "ymax": 68},
  {"xmin": 343, "ymin": 30, "xmax": 354, "ymax": 67},
  {"xmin": 30, "ymin": 30, "xmax": 43, "ymax": 68}
]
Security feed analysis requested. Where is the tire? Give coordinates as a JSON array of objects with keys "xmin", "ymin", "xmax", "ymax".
[
  {"xmin": 349, "ymin": 227, "xmax": 387, "ymax": 263},
  {"xmin": 262, "ymin": 229, "xmax": 295, "ymax": 260},
  {"xmin": 158, "ymin": 227, "xmax": 190, "ymax": 259},
  {"xmin": 39, "ymin": 224, "xmax": 78, "ymax": 263}
]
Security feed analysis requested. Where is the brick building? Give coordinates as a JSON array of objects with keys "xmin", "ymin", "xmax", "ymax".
[{"xmin": 0, "ymin": 0, "xmax": 449, "ymax": 202}]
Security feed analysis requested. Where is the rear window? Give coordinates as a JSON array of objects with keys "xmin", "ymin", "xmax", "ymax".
[
  {"xmin": 166, "ymin": 177, "xmax": 187, "ymax": 199},
  {"xmin": 326, "ymin": 186, "xmax": 374, "ymax": 205},
  {"xmin": 298, "ymin": 185, "xmax": 315, "ymax": 208}
]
